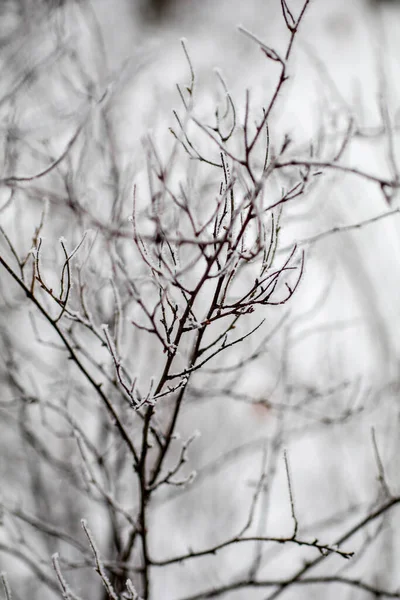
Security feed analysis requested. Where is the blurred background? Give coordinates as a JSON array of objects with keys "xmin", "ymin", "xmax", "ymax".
[{"xmin": 2, "ymin": 0, "xmax": 400, "ymax": 599}]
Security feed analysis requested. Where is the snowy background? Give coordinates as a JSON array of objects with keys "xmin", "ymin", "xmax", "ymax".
[{"xmin": 2, "ymin": 0, "xmax": 400, "ymax": 599}]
